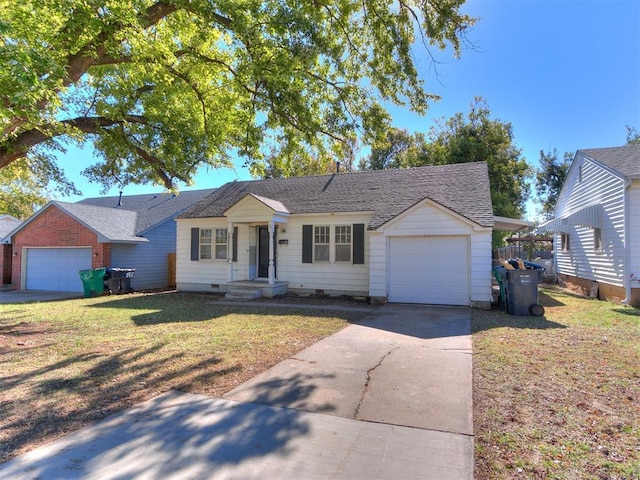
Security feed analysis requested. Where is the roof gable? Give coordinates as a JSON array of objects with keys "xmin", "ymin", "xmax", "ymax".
[
  {"xmin": 8, "ymin": 189, "xmax": 216, "ymax": 243},
  {"xmin": 579, "ymin": 145, "xmax": 640, "ymax": 179},
  {"xmin": 55, "ymin": 202, "xmax": 144, "ymax": 243},
  {"xmin": 180, "ymin": 163, "xmax": 494, "ymax": 229}
]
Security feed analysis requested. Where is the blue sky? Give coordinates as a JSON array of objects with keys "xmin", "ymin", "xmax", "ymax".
[{"xmin": 55, "ymin": 0, "xmax": 640, "ymax": 220}]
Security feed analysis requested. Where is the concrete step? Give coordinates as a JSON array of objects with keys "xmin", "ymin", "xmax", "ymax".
[{"xmin": 224, "ymin": 287, "xmax": 263, "ymax": 301}]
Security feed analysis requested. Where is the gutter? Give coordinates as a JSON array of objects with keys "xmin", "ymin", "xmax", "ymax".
[{"xmin": 622, "ymin": 178, "xmax": 633, "ymax": 304}]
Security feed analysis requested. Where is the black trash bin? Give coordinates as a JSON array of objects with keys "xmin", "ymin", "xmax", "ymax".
[
  {"xmin": 105, "ymin": 268, "xmax": 135, "ymax": 294},
  {"xmin": 505, "ymin": 267, "xmax": 545, "ymax": 316}
]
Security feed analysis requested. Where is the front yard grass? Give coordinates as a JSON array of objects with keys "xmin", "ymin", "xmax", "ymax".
[
  {"xmin": 0, "ymin": 292, "xmax": 363, "ymax": 463},
  {"xmin": 473, "ymin": 286, "xmax": 640, "ymax": 479}
]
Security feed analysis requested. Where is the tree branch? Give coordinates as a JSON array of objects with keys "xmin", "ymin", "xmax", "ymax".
[
  {"xmin": 0, "ymin": 115, "xmax": 147, "ymax": 169},
  {"xmin": 3, "ymin": 2, "xmax": 179, "ymax": 140}
]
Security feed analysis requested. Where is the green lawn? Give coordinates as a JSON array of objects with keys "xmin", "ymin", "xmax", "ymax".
[
  {"xmin": 473, "ymin": 286, "xmax": 640, "ymax": 479},
  {"xmin": 0, "ymin": 292, "xmax": 363, "ymax": 463}
]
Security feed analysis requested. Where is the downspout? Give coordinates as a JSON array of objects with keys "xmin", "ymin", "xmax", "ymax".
[{"xmin": 622, "ymin": 178, "xmax": 633, "ymax": 304}]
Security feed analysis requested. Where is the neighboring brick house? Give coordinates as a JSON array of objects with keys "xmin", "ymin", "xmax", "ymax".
[
  {"xmin": 0, "ymin": 215, "xmax": 21, "ymax": 286},
  {"xmin": 6, "ymin": 190, "xmax": 214, "ymax": 293}
]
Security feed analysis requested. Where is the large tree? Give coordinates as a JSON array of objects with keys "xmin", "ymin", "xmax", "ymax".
[
  {"xmin": 0, "ymin": 155, "xmax": 78, "ymax": 218},
  {"xmin": 626, "ymin": 125, "xmax": 640, "ymax": 145},
  {"xmin": 362, "ymin": 98, "xmax": 532, "ymax": 219},
  {"xmin": 359, "ymin": 127, "xmax": 429, "ymax": 170},
  {"xmin": 424, "ymin": 98, "xmax": 531, "ymax": 221},
  {"xmin": 535, "ymin": 148, "xmax": 571, "ymax": 220},
  {"xmin": 0, "ymin": 0, "xmax": 474, "ymax": 192}
]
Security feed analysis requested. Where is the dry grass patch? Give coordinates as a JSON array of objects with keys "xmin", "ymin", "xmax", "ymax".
[
  {"xmin": 0, "ymin": 292, "xmax": 364, "ymax": 463},
  {"xmin": 473, "ymin": 286, "xmax": 640, "ymax": 479}
]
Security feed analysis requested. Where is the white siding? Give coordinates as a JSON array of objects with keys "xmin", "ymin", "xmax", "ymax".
[
  {"xmin": 368, "ymin": 232, "xmax": 387, "ymax": 297},
  {"xmin": 628, "ymin": 181, "xmax": 640, "ymax": 286},
  {"xmin": 369, "ymin": 200, "xmax": 492, "ymax": 306},
  {"xmin": 177, "ymin": 214, "xmax": 372, "ymax": 295},
  {"xmin": 176, "ymin": 218, "xmax": 230, "ymax": 291},
  {"xmin": 554, "ymin": 155, "xmax": 626, "ymax": 286},
  {"xmin": 277, "ymin": 214, "xmax": 371, "ymax": 295},
  {"xmin": 177, "ymin": 200, "xmax": 492, "ymax": 304}
]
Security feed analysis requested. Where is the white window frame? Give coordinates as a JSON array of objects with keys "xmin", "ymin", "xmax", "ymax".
[
  {"xmin": 314, "ymin": 225, "xmax": 330, "ymax": 262},
  {"xmin": 334, "ymin": 225, "xmax": 352, "ymax": 262},
  {"xmin": 215, "ymin": 228, "xmax": 228, "ymax": 260},
  {"xmin": 199, "ymin": 228, "xmax": 212, "ymax": 260},
  {"xmin": 561, "ymin": 232, "xmax": 570, "ymax": 253},
  {"xmin": 593, "ymin": 227, "xmax": 603, "ymax": 252}
]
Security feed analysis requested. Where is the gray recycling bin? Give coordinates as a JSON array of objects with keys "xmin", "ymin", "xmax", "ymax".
[
  {"xmin": 105, "ymin": 268, "xmax": 135, "ymax": 294},
  {"xmin": 505, "ymin": 268, "xmax": 544, "ymax": 316}
]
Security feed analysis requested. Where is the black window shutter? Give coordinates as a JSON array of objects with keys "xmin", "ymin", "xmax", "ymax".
[
  {"xmin": 302, "ymin": 225, "xmax": 313, "ymax": 263},
  {"xmin": 191, "ymin": 228, "xmax": 200, "ymax": 261},
  {"xmin": 353, "ymin": 223, "xmax": 365, "ymax": 264},
  {"xmin": 232, "ymin": 226, "xmax": 238, "ymax": 262}
]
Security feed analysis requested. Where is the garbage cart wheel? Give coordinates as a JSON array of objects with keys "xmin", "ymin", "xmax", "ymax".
[{"xmin": 529, "ymin": 303, "xmax": 545, "ymax": 317}]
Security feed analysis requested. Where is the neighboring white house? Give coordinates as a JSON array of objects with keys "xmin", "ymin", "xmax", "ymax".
[
  {"xmin": 176, "ymin": 162, "xmax": 499, "ymax": 308},
  {"xmin": 540, "ymin": 145, "xmax": 640, "ymax": 305}
]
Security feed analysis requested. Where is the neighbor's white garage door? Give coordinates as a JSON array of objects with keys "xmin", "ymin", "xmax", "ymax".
[
  {"xmin": 388, "ymin": 236, "xmax": 469, "ymax": 305},
  {"xmin": 25, "ymin": 248, "xmax": 92, "ymax": 292}
]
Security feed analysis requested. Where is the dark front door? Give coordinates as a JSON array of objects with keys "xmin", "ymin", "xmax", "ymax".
[{"xmin": 257, "ymin": 226, "xmax": 275, "ymax": 278}]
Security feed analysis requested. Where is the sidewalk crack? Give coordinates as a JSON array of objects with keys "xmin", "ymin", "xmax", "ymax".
[{"xmin": 354, "ymin": 346, "xmax": 400, "ymax": 418}]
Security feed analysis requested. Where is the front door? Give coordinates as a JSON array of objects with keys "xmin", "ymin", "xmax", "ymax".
[{"xmin": 257, "ymin": 226, "xmax": 276, "ymax": 278}]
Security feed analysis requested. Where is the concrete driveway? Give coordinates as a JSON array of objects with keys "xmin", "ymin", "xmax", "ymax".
[
  {"xmin": 0, "ymin": 304, "xmax": 474, "ymax": 479},
  {"xmin": 0, "ymin": 290, "xmax": 82, "ymax": 303}
]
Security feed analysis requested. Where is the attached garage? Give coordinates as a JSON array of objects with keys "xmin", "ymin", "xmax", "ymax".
[
  {"xmin": 388, "ymin": 236, "xmax": 470, "ymax": 305},
  {"xmin": 24, "ymin": 248, "xmax": 92, "ymax": 292}
]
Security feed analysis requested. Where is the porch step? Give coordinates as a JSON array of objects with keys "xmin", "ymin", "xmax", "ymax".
[{"xmin": 224, "ymin": 286, "xmax": 263, "ymax": 301}]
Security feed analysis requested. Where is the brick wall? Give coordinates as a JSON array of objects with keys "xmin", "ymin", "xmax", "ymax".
[
  {"xmin": 1, "ymin": 244, "xmax": 11, "ymax": 285},
  {"xmin": 11, "ymin": 205, "xmax": 111, "ymax": 289}
]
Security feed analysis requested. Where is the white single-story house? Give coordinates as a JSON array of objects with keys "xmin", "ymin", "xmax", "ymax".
[
  {"xmin": 176, "ymin": 162, "xmax": 506, "ymax": 308},
  {"xmin": 540, "ymin": 145, "xmax": 640, "ymax": 305}
]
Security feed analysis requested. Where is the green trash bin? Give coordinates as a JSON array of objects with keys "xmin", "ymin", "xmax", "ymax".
[{"xmin": 79, "ymin": 268, "xmax": 106, "ymax": 298}]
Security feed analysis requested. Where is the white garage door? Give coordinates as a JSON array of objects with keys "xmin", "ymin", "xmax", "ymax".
[
  {"xmin": 388, "ymin": 236, "xmax": 469, "ymax": 305},
  {"xmin": 25, "ymin": 248, "xmax": 92, "ymax": 292}
]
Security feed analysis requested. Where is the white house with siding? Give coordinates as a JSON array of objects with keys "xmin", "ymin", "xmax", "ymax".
[
  {"xmin": 540, "ymin": 145, "xmax": 640, "ymax": 305},
  {"xmin": 176, "ymin": 162, "xmax": 498, "ymax": 308}
]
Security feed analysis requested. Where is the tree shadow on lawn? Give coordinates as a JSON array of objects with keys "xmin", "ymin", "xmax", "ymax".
[
  {"xmin": 611, "ymin": 307, "xmax": 640, "ymax": 316},
  {"xmin": 1, "ymin": 372, "xmax": 333, "ymax": 480},
  {"xmin": 88, "ymin": 292, "xmax": 364, "ymax": 326},
  {"xmin": 0, "ymin": 342, "xmax": 241, "ymax": 465}
]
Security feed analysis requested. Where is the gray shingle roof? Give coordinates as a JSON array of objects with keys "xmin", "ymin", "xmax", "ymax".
[
  {"xmin": 53, "ymin": 202, "xmax": 142, "ymax": 242},
  {"xmin": 180, "ymin": 162, "xmax": 494, "ymax": 229},
  {"xmin": 6, "ymin": 189, "xmax": 217, "ymax": 243},
  {"xmin": 580, "ymin": 145, "xmax": 640, "ymax": 178},
  {"xmin": 0, "ymin": 217, "xmax": 21, "ymax": 240},
  {"xmin": 78, "ymin": 189, "xmax": 216, "ymax": 235}
]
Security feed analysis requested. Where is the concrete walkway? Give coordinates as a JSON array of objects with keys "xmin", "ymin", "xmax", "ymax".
[
  {"xmin": 0, "ymin": 304, "xmax": 474, "ymax": 479},
  {"xmin": 0, "ymin": 290, "xmax": 82, "ymax": 303}
]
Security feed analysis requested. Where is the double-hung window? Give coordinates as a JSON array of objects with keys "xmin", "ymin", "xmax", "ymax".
[
  {"xmin": 199, "ymin": 229, "xmax": 212, "ymax": 260},
  {"xmin": 314, "ymin": 226, "xmax": 330, "ymax": 262},
  {"xmin": 215, "ymin": 228, "xmax": 228, "ymax": 260},
  {"xmin": 334, "ymin": 225, "xmax": 352, "ymax": 262},
  {"xmin": 302, "ymin": 223, "xmax": 364, "ymax": 265}
]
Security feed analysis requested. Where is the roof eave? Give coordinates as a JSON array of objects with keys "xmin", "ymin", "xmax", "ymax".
[{"xmin": 493, "ymin": 216, "xmax": 531, "ymax": 232}]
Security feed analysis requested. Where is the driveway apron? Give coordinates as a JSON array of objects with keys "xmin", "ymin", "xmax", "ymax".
[{"xmin": 0, "ymin": 304, "xmax": 474, "ymax": 480}]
